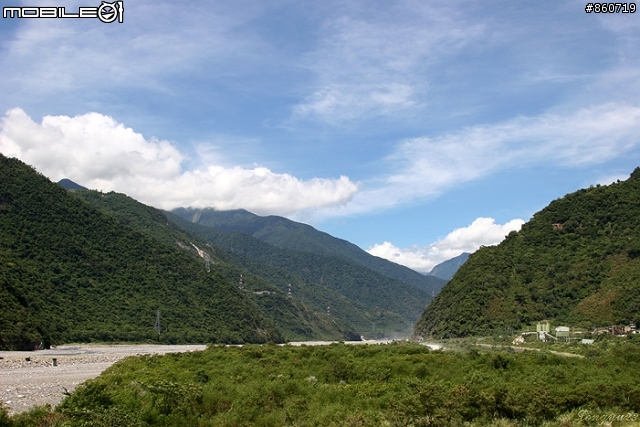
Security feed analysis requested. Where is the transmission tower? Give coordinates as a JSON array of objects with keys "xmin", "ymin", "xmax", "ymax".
[{"xmin": 287, "ymin": 283, "xmax": 292, "ymax": 297}]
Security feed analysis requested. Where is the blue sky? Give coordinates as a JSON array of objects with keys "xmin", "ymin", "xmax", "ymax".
[{"xmin": 1, "ymin": 0, "xmax": 640, "ymax": 271}]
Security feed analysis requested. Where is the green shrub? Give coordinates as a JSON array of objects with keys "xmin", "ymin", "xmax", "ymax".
[{"xmin": 6, "ymin": 341, "xmax": 640, "ymax": 426}]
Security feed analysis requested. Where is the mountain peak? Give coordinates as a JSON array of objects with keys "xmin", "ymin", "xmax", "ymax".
[
  {"xmin": 171, "ymin": 207, "xmax": 447, "ymax": 296},
  {"xmin": 57, "ymin": 178, "xmax": 88, "ymax": 191},
  {"xmin": 428, "ymin": 252, "xmax": 470, "ymax": 281}
]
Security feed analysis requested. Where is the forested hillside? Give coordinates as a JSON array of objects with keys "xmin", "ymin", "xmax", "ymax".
[
  {"xmin": 168, "ymin": 213, "xmax": 429, "ymax": 337},
  {"xmin": 72, "ymin": 189, "xmax": 359, "ymax": 341},
  {"xmin": 414, "ymin": 169, "xmax": 640, "ymax": 339},
  {"xmin": 0, "ymin": 155, "xmax": 283, "ymax": 349},
  {"xmin": 171, "ymin": 208, "xmax": 447, "ymax": 295},
  {"xmin": 63, "ymin": 183, "xmax": 434, "ymax": 337}
]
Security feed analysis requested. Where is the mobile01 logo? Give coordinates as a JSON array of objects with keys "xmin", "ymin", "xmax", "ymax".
[{"xmin": 3, "ymin": 1, "xmax": 124, "ymax": 23}]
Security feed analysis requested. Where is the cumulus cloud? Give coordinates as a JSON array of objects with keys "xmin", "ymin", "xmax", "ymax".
[
  {"xmin": 0, "ymin": 108, "xmax": 359, "ymax": 215},
  {"xmin": 367, "ymin": 217, "xmax": 525, "ymax": 273}
]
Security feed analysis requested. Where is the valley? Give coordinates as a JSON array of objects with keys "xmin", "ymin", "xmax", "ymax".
[
  {"xmin": 3, "ymin": 155, "xmax": 640, "ymax": 426},
  {"xmin": 0, "ymin": 154, "xmax": 445, "ymax": 349}
]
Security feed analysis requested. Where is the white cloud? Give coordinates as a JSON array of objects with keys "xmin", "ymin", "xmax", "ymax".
[
  {"xmin": 394, "ymin": 101, "xmax": 640, "ymax": 180},
  {"xmin": 292, "ymin": 6, "xmax": 484, "ymax": 123},
  {"xmin": 367, "ymin": 217, "xmax": 524, "ymax": 273},
  {"xmin": 593, "ymin": 173, "xmax": 630, "ymax": 186},
  {"xmin": 293, "ymin": 83, "xmax": 416, "ymax": 122},
  {"xmin": 390, "ymin": 101, "xmax": 640, "ymax": 182},
  {"xmin": 0, "ymin": 1, "xmax": 270, "ymax": 103},
  {"xmin": 0, "ymin": 108, "xmax": 359, "ymax": 215},
  {"xmin": 309, "ymin": 102, "xmax": 640, "ymax": 220}
]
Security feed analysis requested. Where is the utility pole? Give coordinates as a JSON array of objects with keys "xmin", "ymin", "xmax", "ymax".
[{"xmin": 154, "ymin": 310, "xmax": 162, "ymax": 339}]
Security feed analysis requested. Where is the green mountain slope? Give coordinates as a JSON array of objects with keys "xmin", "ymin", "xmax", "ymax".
[
  {"xmin": 0, "ymin": 155, "xmax": 283, "ymax": 349},
  {"xmin": 414, "ymin": 169, "xmax": 640, "ymax": 339},
  {"xmin": 167, "ymin": 213, "xmax": 430, "ymax": 337},
  {"xmin": 71, "ymin": 189, "xmax": 359, "ymax": 341},
  {"xmin": 171, "ymin": 208, "xmax": 447, "ymax": 294},
  {"xmin": 72, "ymin": 188, "xmax": 420, "ymax": 338}
]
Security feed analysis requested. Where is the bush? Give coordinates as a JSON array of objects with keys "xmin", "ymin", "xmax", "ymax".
[{"xmin": 6, "ymin": 341, "xmax": 640, "ymax": 426}]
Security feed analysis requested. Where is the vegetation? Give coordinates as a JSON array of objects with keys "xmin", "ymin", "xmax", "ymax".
[
  {"xmin": 0, "ymin": 153, "xmax": 420, "ymax": 345},
  {"xmin": 0, "ymin": 155, "xmax": 283, "ymax": 349},
  {"xmin": 169, "ymin": 213, "xmax": 429, "ymax": 337},
  {"xmin": 171, "ymin": 207, "xmax": 447, "ymax": 295},
  {"xmin": 68, "ymin": 177, "xmax": 434, "ymax": 339},
  {"xmin": 415, "ymin": 168, "xmax": 640, "ymax": 339},
  {"xmin": 72, "ymin": 189, "xmax": 359, "ymax": 342},
  {"xmin": 4, "ymin": 339, "xmax": 640, "ymax": 426}
]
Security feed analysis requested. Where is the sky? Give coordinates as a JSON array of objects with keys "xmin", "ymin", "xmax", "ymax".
[{"xmin": 1, "ymin": 0, "xmax": 640, "ymax": 273}]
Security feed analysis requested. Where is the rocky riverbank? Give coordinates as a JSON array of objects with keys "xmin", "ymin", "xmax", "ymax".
[{"xmin": 0, "ymin": 344, "xmax": 206, "ymax": 415}]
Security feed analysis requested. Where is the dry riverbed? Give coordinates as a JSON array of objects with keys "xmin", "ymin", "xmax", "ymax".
[{"xmin": 0, "ymin": 344, "xmax": 206, "ymax": 415}]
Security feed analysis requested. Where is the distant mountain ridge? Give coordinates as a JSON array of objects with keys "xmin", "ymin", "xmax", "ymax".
[
  {"xmin": 428, "ymin": 252, "xmax": 470, "ymax": 281},
  {"xmin": 54, "ymin": 182, "xmax": 432, "ymax": 338},
  {"xmin": 167, "ymin": 212, "xmax": 432, "ymax": 337},
  {"xmin": 414, "ymin": 169, "xmax": 640, "ymax": 339},
  {"xmin": 57, "ymin": 178, "xmax": 88, "ymax": 191},
  {"xmin": 171, "ymin": 207, "xmax": 447, "ymax": 296},
  {"xmin": 7, "ymin": 169, "xmax": 443, "ymax": 341}
]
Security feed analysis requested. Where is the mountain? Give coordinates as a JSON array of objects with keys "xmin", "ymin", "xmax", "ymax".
[
  {"xmin": 171, "ymin": 208, "xmax": 447, "ymax": 295},
  {"xmin": 0, "ymin": 154, "xmax": 284, "ymax": 349},
  {"xmin": 414, "ymin": 169, "xmax": 640, "ymax": 339},
  {"xmin": 70, "ymin": 189, "xmax": 427, "ymax": 338},
  {"xmin": 57, "ymin": 178, "xmax": 88, "ymax": 191},
  {"xmin": 71, "ymin": 189, "xmax": 359, "ymax": 342},
  {"xmin": 167, "ymin": 212, "xmax": 430, "ymax": 337},
  {"xmin": 428, "ymin": 252, "xmax": 470, "ymax": 281}
]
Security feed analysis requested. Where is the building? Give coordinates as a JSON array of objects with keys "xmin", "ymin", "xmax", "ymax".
[
  {"xmin": 537, "ymin": 321, "xmax": 550, "ymax": 341},
  {"xmin": 555, "ymin": 326, "xmax": 570, "ymax": 341}
]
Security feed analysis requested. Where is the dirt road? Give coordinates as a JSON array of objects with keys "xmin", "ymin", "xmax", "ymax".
[
  {"xmin": 0, "ymin": 344, "xmax": 206, "ymax": 415},
  {"xmin": 474, "ymin": 343, "xmax": 585, "ymax": 358}
]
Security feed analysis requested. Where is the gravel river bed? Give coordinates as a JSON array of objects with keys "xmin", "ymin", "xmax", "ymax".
[{"xmin": 0, "ymin": 344, "xmax": 206, "ymax": 415}]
